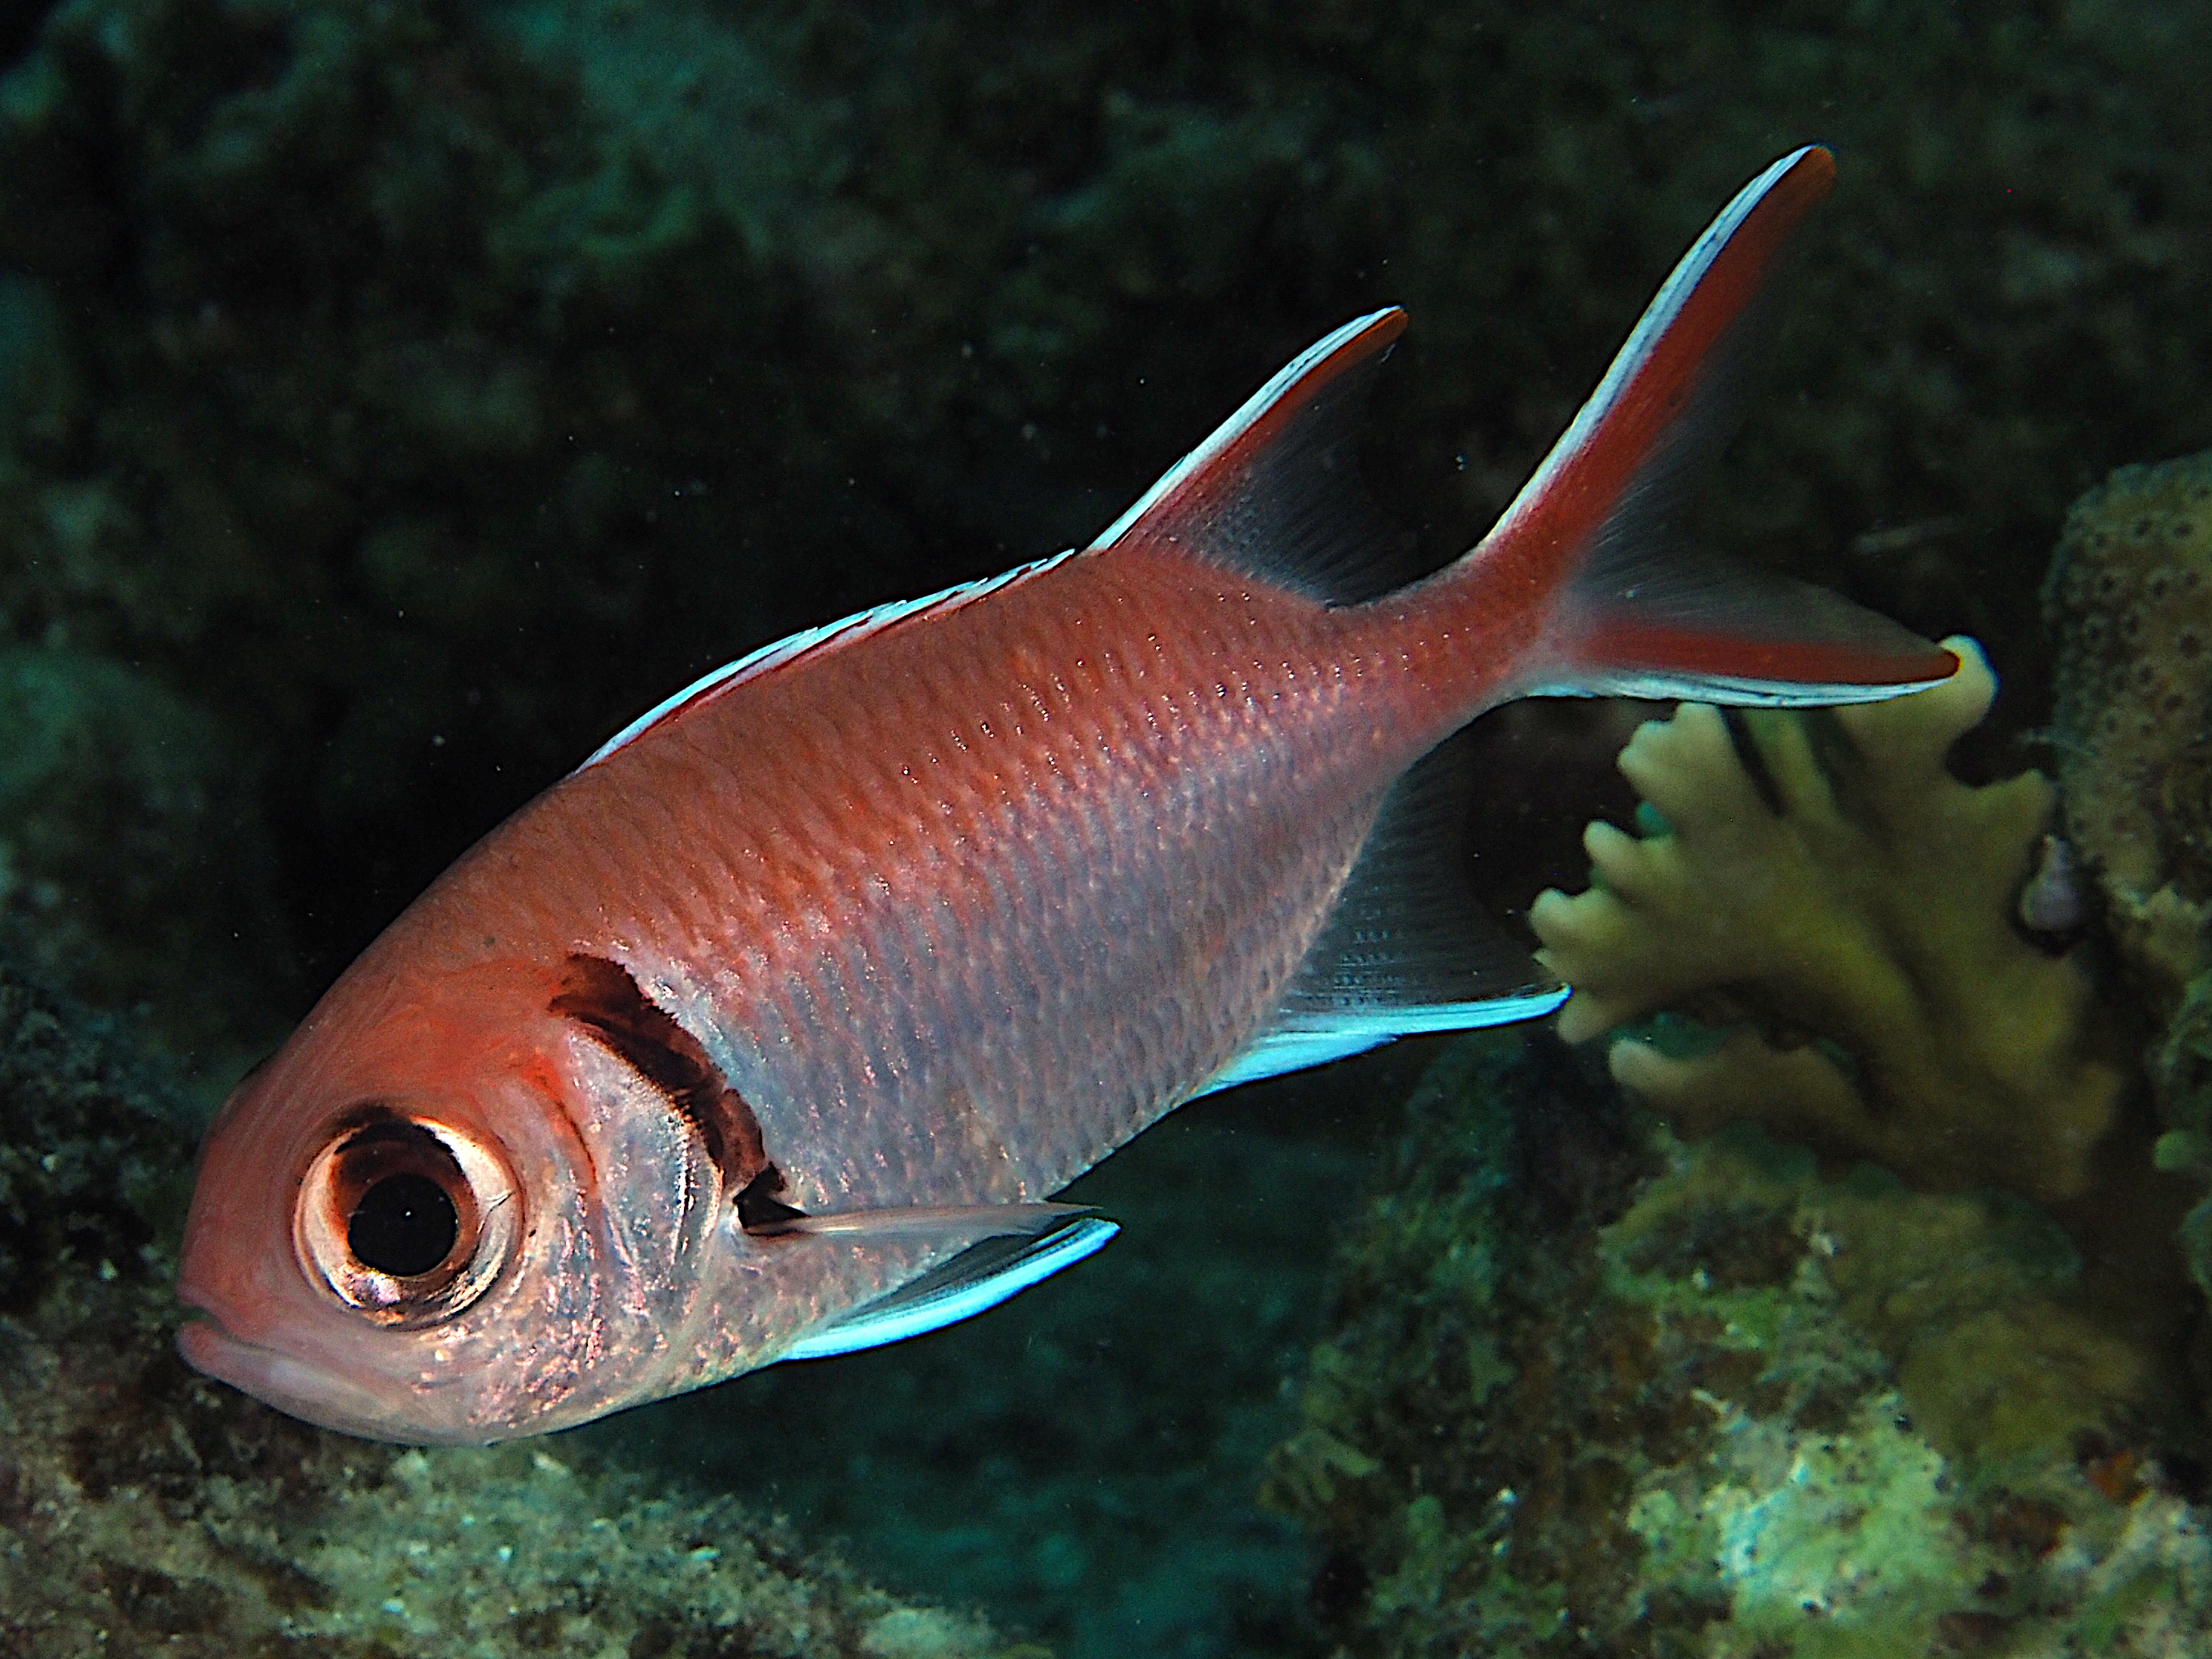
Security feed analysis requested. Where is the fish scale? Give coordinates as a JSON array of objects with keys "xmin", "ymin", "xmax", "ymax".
[
  {"xmin": 545, "ymin": 554, "xmax": 1405, "ymax": 1209},
  {"xmin": 604, "ymin": 568, "xmax": 1399, "ymax": 1399},
  {"xmin": 177, "ymin": 148, "xmax": 1962, "ymax": 1440}
]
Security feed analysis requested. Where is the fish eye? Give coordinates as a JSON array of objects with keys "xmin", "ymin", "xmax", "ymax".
[{"xmin": 294, "ymin": 1111, "xmax": 519, "ymax": 1328}]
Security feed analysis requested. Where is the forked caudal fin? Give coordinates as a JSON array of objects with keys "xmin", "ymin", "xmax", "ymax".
[
  {"xmin": 1085, "ymin": 146, "xmax": 1956, "ymax": 707},
  {"xmin": 1430, "ymin": 144, "xmax": 1959, "ymax": 707}
]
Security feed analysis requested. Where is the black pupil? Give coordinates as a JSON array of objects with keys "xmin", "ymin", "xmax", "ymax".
[{"xmin": 347, "ymin": 1173, "xmax": 459, "ymax": 1277}]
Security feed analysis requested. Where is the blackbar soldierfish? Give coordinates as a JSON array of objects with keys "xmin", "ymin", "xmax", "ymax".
[{"xmin": 179, "ymin": 148, "xmax": 1955, "ymax": 1443}]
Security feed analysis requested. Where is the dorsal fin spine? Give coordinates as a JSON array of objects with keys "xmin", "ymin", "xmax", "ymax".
[
  {"xmin": 1085, "ymin": 310, "xmax": 1420, "ymax": 603},
  {"xmin": 1094, "ymin": 309, "xmax": 1405, "ymax": 553},
  {"xmin": 576, "ymin": 548, "xmax": 1079, "ymax": 771}
]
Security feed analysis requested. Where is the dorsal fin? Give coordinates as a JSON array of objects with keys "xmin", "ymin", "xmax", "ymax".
[
  {"xmin": 1092, "ymin": 309, "xmax": 1420, "ymax": 602},
  {"xmin": 576, "ymin": 548, "xmax": 1079, "ymax": 770},
  {"xmin": 1197, "ymin": 732, "xmax": 1567, "ymax": 1097},
  {"xmin": 579, "ymin": 308, "xmax": 1413, "ymax": 772}
]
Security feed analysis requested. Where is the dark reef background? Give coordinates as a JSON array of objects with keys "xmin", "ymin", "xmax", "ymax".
[{"xmin": 4, "ymin": 2, "xmax": 2212, "ymax": 1655}]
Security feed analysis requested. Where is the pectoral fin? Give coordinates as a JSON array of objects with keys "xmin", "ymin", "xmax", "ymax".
[{"xmin": 747, "ymin": 1199, "xmax": 1097, "ymax": 1242}]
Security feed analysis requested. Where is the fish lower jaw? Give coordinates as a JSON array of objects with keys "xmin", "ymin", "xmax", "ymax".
[{"xmin": 176, "ymin": 1318, "xmax": 461, "ymax": 1444}]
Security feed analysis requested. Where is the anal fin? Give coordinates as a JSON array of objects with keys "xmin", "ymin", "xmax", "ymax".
[{"xmin": 1198, "ymin": 732, "xmax": 1567, "ymax": 1097}]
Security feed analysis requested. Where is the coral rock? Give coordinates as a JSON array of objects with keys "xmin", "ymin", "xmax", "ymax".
[
  {"xmin": 1528, "ymin": 638, "xmax": 2129, "ymax": 1206},
  {"xmin": 2046, "ymin": 449, "xmax": 2212, "ymax": 1017}
]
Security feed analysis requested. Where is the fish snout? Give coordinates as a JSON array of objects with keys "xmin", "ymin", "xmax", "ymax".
[
  {"xmin": 175, "ymin": 1316, "xmax": 415, "ymax": 1440},
  {"xmin": 175, "ymin": 1262, "xmax": 496, "ymax": 1443}
]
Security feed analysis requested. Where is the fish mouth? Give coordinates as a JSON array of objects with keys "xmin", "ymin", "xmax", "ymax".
[{"xmin": 176, "ymin": 1315, "xmax": 421, "ymax": 1442}]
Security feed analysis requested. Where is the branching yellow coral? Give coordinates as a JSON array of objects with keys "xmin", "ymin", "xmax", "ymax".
[{"xmin": 1528, "ymin": 638, "xmax": 2129, "ymax": 1206}]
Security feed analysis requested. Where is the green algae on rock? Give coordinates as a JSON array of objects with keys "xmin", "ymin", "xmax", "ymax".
[
  {"xmin": 0, "ymin": 960, "xmax": 1030, "ymax": 1659},
  {"xmin": 1266, "ymin": 1036, "xmax": 2212, "ymax": 1657}
]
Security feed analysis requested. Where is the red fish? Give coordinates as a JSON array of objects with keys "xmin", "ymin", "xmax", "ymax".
[{"xmin": 178, "ymin": 148, "xmax": 1953, "ymax": 1443}]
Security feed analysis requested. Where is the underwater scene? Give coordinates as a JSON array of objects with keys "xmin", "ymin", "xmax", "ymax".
[{"xmin": 6, "ymin": 2, "xmax": 2212, "ymax": 1655}]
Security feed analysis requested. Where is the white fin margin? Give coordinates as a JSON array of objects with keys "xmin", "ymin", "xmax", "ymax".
[
  {"xmin": 1195, "ymin": 1030, "xmax": 1393, "ymax": 1098},
  {"xmin": 1487, "ymin": 148, "xmax": 1815, "ymax": 549},
  {"xmin": 576, "ymin": 548, "xmax": 1080, "ymax": 771},
  {"xmin": 777, "ymin": 1214, "xmax": 1120, "ymax": 1361},
  {"xmin": 1521, "ymin": 669, "xmax": 1956, "ymax": 707},
  {"xmin": 1193, "ymin": 986, "xmax": 1572, "ymax": 1099},
  {"xmin": 1092, "ymin": 310, "xmax": 1401, "ymax": 551}
]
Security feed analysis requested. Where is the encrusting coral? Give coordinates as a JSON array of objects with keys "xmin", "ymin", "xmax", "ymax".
[
  {"xmin": 2043, "ymin": 450, "xmax": 2212, "ymax": 1380},
  {"xmin": 1527, "ymin": 636, "xmax": 2132, "ymax": 1207},
  {"xmin": 2044, "ymin": 450, "xmax": 2212, "ymax": 1019}
]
